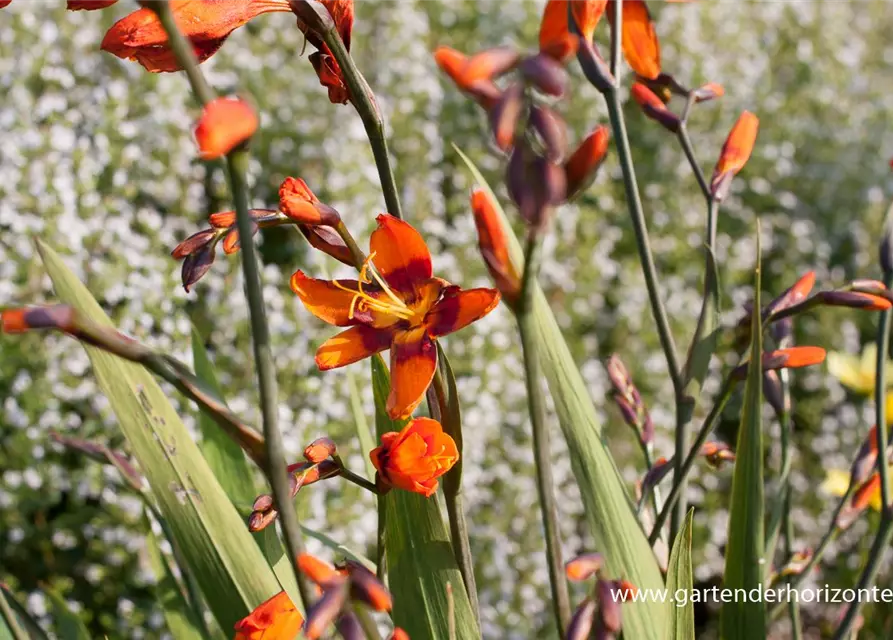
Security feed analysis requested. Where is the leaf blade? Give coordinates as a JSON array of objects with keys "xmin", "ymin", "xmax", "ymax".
[{"xmin": 664, "ymin": 509, "xmax": 695, "ymax": 640}]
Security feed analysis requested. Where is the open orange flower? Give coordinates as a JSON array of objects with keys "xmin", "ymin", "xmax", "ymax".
[
  {"xmin": 233, "ymin": 590, "xmax": 303, "ymax": 640},
  {"xmin": 371, "ymin": 417, "xmax": 459, "ymax": 497},
  {"xmin": 539, "ymin": 0, "xmax": 607, "ymax": 49},
  {"xmin": 607, "ymin": 0, "xmax": 661, "ymax": 80},
  {"xmin": 292, "ymin": 215, "xmax": 500, "ymax": 418},
  {"xmin": 101, "ymin": 0, "xmax": 292, "ymax": 73}
]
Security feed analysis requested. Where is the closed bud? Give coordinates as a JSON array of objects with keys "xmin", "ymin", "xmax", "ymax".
[
  {"xmin": 194, "ymin": 97, "xmax": 258, "ymax": 160},
  {"xmin": 762, "ymin": 370, "xmax": 788, "ymax": 417},
  {"xmin": 252, "ymin": 493, "xmax": 274, "ymax": 512},
  {"xmin": 298, "ymin": 224, "xmax": 355, "ymax": 266},
  {"xmin": 298, "ymin": 553, "xmax": 344, "ymax": 586},
  {"xmin": 852, "ymin": 473, "xmax": 881, "ymax": 513},
  {"xmin": 346, "ymin": 561, "xmax": 393, "ymax": 611},
  {"xmin": 711, "ymin": 111, "xmax": 759, "ymax": 202},
  {"xmin": 529, "ymin": 106, "xmax": 568, "ymax": 164},
  {"xmin": 181, "ymin": 244, "xmax": 217, "ymax": 292},
  {"xmin": 171, "ymin": 228, "xmax": 218, "ymax": 259},
  {"xmin": 692, "ymin": 82, "xmax": 725, "ymax": 103},
  {"xmin": 606, "ymin": 354, "xmax": 634, "ymax": 395},
  {"xmin": 597, "ymin": 579, "xmax": 623, "ymax": 633},
  {"xmin": 304, "ymin": 436, "xmax": 337, "ymax": 463},
  {"xmin": 701, "ymin": 441, "xmax": 735, "ymax": 468},
  {"xmin": 565, "ymin": 553, "xmax": 604, "ymax": 581},
  {"xmin": 518, "ymin": 53, "xmax": 567, "ymax": 97},
  {"xmin": 304, "ymin": 581, "xmax": 349, "ymax": 640},
  {"xmin": 470, "ymin": 189, "xmax": 521, "ymax": 305},
  {"xmin": 850, "ymin": 426, "xmax": 880, "ymax": 487},
  {"xmin": 464, "ymin": 46, "xmax": 521, "ymax": 84},
  {"xmin": 576, "ymin": 38, "xmax": 615, "ymax": 92},
  {"xmin": 280, "ymin": 177, "xmax": 340, "ymax": 226},
  {"xmin": 734, "ymin": 346, "xmax": 827, "ymax": 378},
  {"xmin": 565, "ymin": 126, "xmax": 610, "ymax": 200},
  {"xmin": 818, "ymin": 290, "xmax": 892, "ymax": 311},
  {"xmin": 631, "ymin": 83, "xmax": 679, "ymax": 133},
  {"xmin": 247, "ymin": 509, "xmax": 278, "ymax": 532},
  {"xmin": 488, "ymin": 82, "xmax": 524, "ymax": 152},
  {"xmin": 640, "ymin": 457, "xmax": 672, "ymax": 497},
  {"xmin": 566, "ymin": 598, "xmax": 597, "ymax": 640},
  {"xmin": 1, "ymin": 305, "xmax": 76, "ymax": 334},
  {"xmin": 613, "ymin": 393, "xmax": 638, "ymax": 429}
]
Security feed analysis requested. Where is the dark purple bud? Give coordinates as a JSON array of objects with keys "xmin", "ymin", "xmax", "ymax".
[
  {"xmin": 762, "ymin": 370, "xmax": 787, "ymax": 418},
  {"xmin": 518, "ymin": 53, "xmax": 567, "ymax": 97},
  {"xmin": 304, "ymin": 581, "xmax": 348, "ymax": 640},
  {"xmin": 597, "ymin": 579, "xmax": 623, "ymax": 633},
  {"xmin": 172, "ymin": 228, "xmax": 217, "ymax": 259},
  {"xmin": 335, "ymin": 613, "xmax": 364, "ymax": 640},
  {"xmin": 252, "ymin": 493, "xmax": 274, "ymax": 512},
  {"xmin": 613, "ymin": 393, "xmax": 638, "ymax": 429},
  {"xmin": 641, "ymin": 457, "xmax": 672, "ymax": 497},
  {"xmin": 467, "ymin": 79, "xmax": 502, "ymax": 110},
  {"xmin": 818, "ymin": 290, "xmax": 892, "ymax": 311},
  {"xmin": 640, "ymin": 410, "xmax": 655, "ymax": 445},
  {"xmin": 489, "ymin": 82, "xmax": 524, "ymax": 152},
  {"xmin": 566, "ymin": 598, "xmax": 597, "ymax": 640},
  {"xmin": 529, "ymin": 105, "xmax": 568, "ymax": 163},
  {"xmin": 181, "ymin": 244, "xmax": 217, "ymax": 293},
  {"xmin": 576, "ymin": 38, "xmax": 614, "ymax": 93},
  {"xmin": 346, "ymin": 561, "xmax": 393, "ymax": 611},
  {"xmin": 507, "ymin": 144, "xmax": 537, "ymax": 222},
  {"xmin": 605, "ymin": 355, "xmax": 633, "ymax": 396}
]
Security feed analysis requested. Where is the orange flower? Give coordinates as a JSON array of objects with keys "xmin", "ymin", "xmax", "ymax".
[
  {"xmin": 101, "ymin": 0, "xmax": 291, "ymax": 73},
  {"xmin": 233, "ymin": 591, "xmax": 303, "ymax": 640},
  {"xmin": 607, "ymin": 0, "xmax": 661, "ymax": 80},
  {"xmin": 470, "ymin": 189, "xmax": 521, "ymax": 305},
  {"xmin": 565, "ymin": 125, "xmax": 610, "ymax": 200},
  {"xmin": 279, "ymin": 177, "xmax": 340, "ymax": 225},
  {"xmin": 194, "ymin": 97, "xmax": 258, "ymax": 160},
  {"xmin": 433, "ymin": 46, "xmax": 517, "ymax": 107},
  {"xmin": 565, "ymin": 553, "xmax": 604, "ymax": 581},
  {"xmin": 762, "ymin": 346, "xmax": 827, "ymax": 370},
  {"xmin": 539, "ymin": 0, "xmax": 607, "ymax": 50},
  {"xmin": 853, "ymin": 473, "xmax": 881, "ymax": 512},
  {"xmin": 292, "ymin": 215, "xmax": 500, "ymax": 418},
  {"xmin": 298, "ymin": 553, "xmax": 345, "ymax": 586},
  {"xmin": 295, "ymin": 0, "xmax": 354, "ymax": 104},
  {"xmin": 711, "ymin": 111, "xmax": 759, "ymax": 201},
  {"xmin": 370, "ymin": 417, "xmax": 459, "ymax": 497}
]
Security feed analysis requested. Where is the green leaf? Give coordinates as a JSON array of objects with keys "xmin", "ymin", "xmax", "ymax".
[
  {"xmin": 43, "ymin": 585, "xmax": 90, "ymax": 640},
  {"xmin": 192, "ymin": 327, "xmax": 258, "ymax": 511},
  {"xmin": 146, "ymin": 526, "xmax": 208, "ymax": 640},
  {"xmin": 436, "ymin": 342, "xmax": 463, "ymax": 495},
  {"xmin": 0, "ymin": 585, "xmax": 47, "ymax": 640},
  {"xmin": 721, "ymin": 227, "xmax": 766, "ymax": 638},
  {"xmin": 455, "ymin": 146, "xmax": 667, "ymax": 638},
  {"xmin": 347, "ymin": 369, "xmax": 376, "ymax": 479},
  {"xmin": 254, "ymin": 527, "xmax": 302, "ymax": 610},
  {"xmin": 37, "ymin": 240, "xmax": 281, "ymax": 631},
  {"xmin": 684, "ymin": 245, "xmax": 721, "ymax": 396},
  {"xmin": 664, "ymin": 509, "xmax": 695, "ymax": 640},
  {"xmin": 371, "ymin": 356, "xmax": 479, "ymax": 639},
  {"xmin": 301, "ymin": 525, "xmax": 377, "ymax": 572}
]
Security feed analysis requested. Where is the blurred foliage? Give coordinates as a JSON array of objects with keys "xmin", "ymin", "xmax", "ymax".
[{"xmin": 1, "ymin": 1, "xmax": 893, "ymax": 638}]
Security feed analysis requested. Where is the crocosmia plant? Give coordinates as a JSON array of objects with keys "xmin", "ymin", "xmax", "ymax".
[{"xmin": 3, "ymin": 1, "xmax": 893, "ymax": 639}]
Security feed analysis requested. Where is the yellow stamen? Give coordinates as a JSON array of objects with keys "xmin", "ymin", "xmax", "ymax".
[{"xmin": 333, "ymin": 252, "xmax": 416, "ymax": 321}]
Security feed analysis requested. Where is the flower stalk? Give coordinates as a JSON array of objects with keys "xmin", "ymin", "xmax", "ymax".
[
  {"xmin": 146, "ymin": 0, "xmax": 312, "ymax": 607},
  {"xmin": 517, "ymin": 229, "xmax": 571, "ymax": 636},
  {"xmin": 834, "ymin": 270, "xmax": 893, "ymax": 639}
]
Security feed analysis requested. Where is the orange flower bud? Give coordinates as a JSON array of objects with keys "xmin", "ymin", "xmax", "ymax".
[
  {"xmin": 101, "ymin": 0, "xmax": 291, "ymax": 73},
  {"xmin": 631, "ymin": 82, "xmax": 679, "ymax": 132},
  {"xmin": 565, "ymin": 125, "xmax": 610, "ymax": 200},
  {"xmin": 194, "ymin": 97, "xmax": 258, "ymax": 160},
  {"xmin": 67, "ymin": 0, "xmax": 117, "ymax": 9},
  {"xmin": 539, "ymin": 0, "xmax": 607, "ymax": 51},
  {"xmin": 608, "ymin": 0, "xmax": 661, "ymax": 80},
  {"xmin": 567, "ymin": 598, "xmax": 597, "ymax": 640},
  {"xmin": 701, "ymin": 441, "xmax": 735, "ymax": 468},
  {"xmin": 293, "ymin": 0, "xmax": 353, "ymax": 103},
  {"xmin": 434, "ymin": 46, "xmax": 469, "ymax": 86},
  {"xmin": 390, "ymin": 628, "xmax": 410, "ymax": 640},
  {"xmin": 463, "ymin": 46, "xmax": 520, "ymax": 85},
  {"xmin": 346, "ymin": 561, "xmax": 393, "ymax": 611},
  {"xmin": 471, "ymin": 189, "xmax": 521, "ymax": 305},
  {"xmin": 303, "ymin": 436, "xmax": 337, "ymax": 463},
  {"xmin": 279, "ymin": 177, "xmax": 340, "ymax": 225},
  {"xmin": 1, "ymin": 305, "xmax": 76, "ymax": 334},
  {"xmin": 819, "ymin": 291, "xmax": 892, "ymax": 311},
  {"xmin": 565, "ymin": 553, "xmax": 604, "ymax": 581},
  {"xmin": 762, "ymin": 346, "xmax": 827, "ymax": 370},
  {"xmin": 298, "ymin": 553, "xmax": 344, "ymax": 586},
  {"xmin": 233, "ymin": 591, "xmax": 303, "ymax": 640},
  {"xmin": 692, "ymin": 82, "xmax": 725, "ymax": 103},
  {"xmin": 370, "ymin": 418, "xmax": 458, "ymax": 497},
  {"xmin": 853, "ymin": 473, "xmax": 881, "ymax": 512},
  {"xmin": 711, "ymin": 111, "xmax": 759, "ymax": 202}
]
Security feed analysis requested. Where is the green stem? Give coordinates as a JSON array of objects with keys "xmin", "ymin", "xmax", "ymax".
[
  {"xmin": 834, "ymin": 271, "xmax": 893, "ymax": 639},
  {"xmin": 610, "ymin": 0, "xmax": 623, "ymax": 83},
  {"xmin": 227, "ymin": 150, "xmax": 312, "ymax": 607},
  {"xmin": 376, "ymin": 497, "xmax": 387, "ymax": 583},
  {"xmin": 603, "ymin": 90, "xmax": 682, "ymax": 393},
  {"xmin": 517, "ymin": 231, "xmax": 571, "ymax": 636},
  {"xmin": 430, "ymin": 373, "xmax": 481, "ymax": 629},
  {"xmin": 0, "ymin": 588, "xmax": 28, "ymax": 640},
  {"xmin": 765, "ymin": 370, "xmax": 794, "ymax": 565},
  {"xmin": 649, "ymin": 378, "xmax": 735, "ymax": 545},
  {"xmin": 334, "ymin": 220, "xmax": 368, "ymax": 270},
  {"xmin": 310, "ymin": 8, "xmax": 403, "ymax": 218},
  {"xmin": 782, "ymin": 487, "xmax": 803, "ymax": 640},
  {"xmin": 677, "ymin": 122, "xmax": 711, "ymax": 201},
  {"xmin": 338, "ymin": 466, "xmax": 379, "ymax": 494}
]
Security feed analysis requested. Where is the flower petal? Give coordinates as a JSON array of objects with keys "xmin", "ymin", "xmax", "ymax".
[
  {"xmin": 387, "ymin": 328, "xmax": 437, "ymax": 419},
  {"xmin": 291, "ymin": 271, "xmax": 362, "ymax": 327},
  {"xmin": 370, "ymin": 214, "xmax": 433, "ymax": 293},
  {"xmin": 315, "ymin": 326, "xmax": 392, "ymax": 371},
  {"xmin": 425, "ymin": 288, "xmax": 501, "ymax": 338}
]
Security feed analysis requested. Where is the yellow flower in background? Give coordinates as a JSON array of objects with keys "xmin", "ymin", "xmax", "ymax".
[{"xmin": 826, "ymin": 344, "xmax": 893, "ymax": 396}]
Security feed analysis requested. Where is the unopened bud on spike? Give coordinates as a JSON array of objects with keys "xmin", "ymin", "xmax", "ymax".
[
  {"xmin": 304, "ymin": 437, "xmax": 337, "ymax": 463},
  {"xmin": 565, "ymin": 553, "xmax": 604, "ymax": 582},
  {"xmin": 566, "ymin": 598, "xmax": 597, "ymax": 640},
  {"xmin": 470, "ymin": 189, "xmax": 521, "ymax": 306}
]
